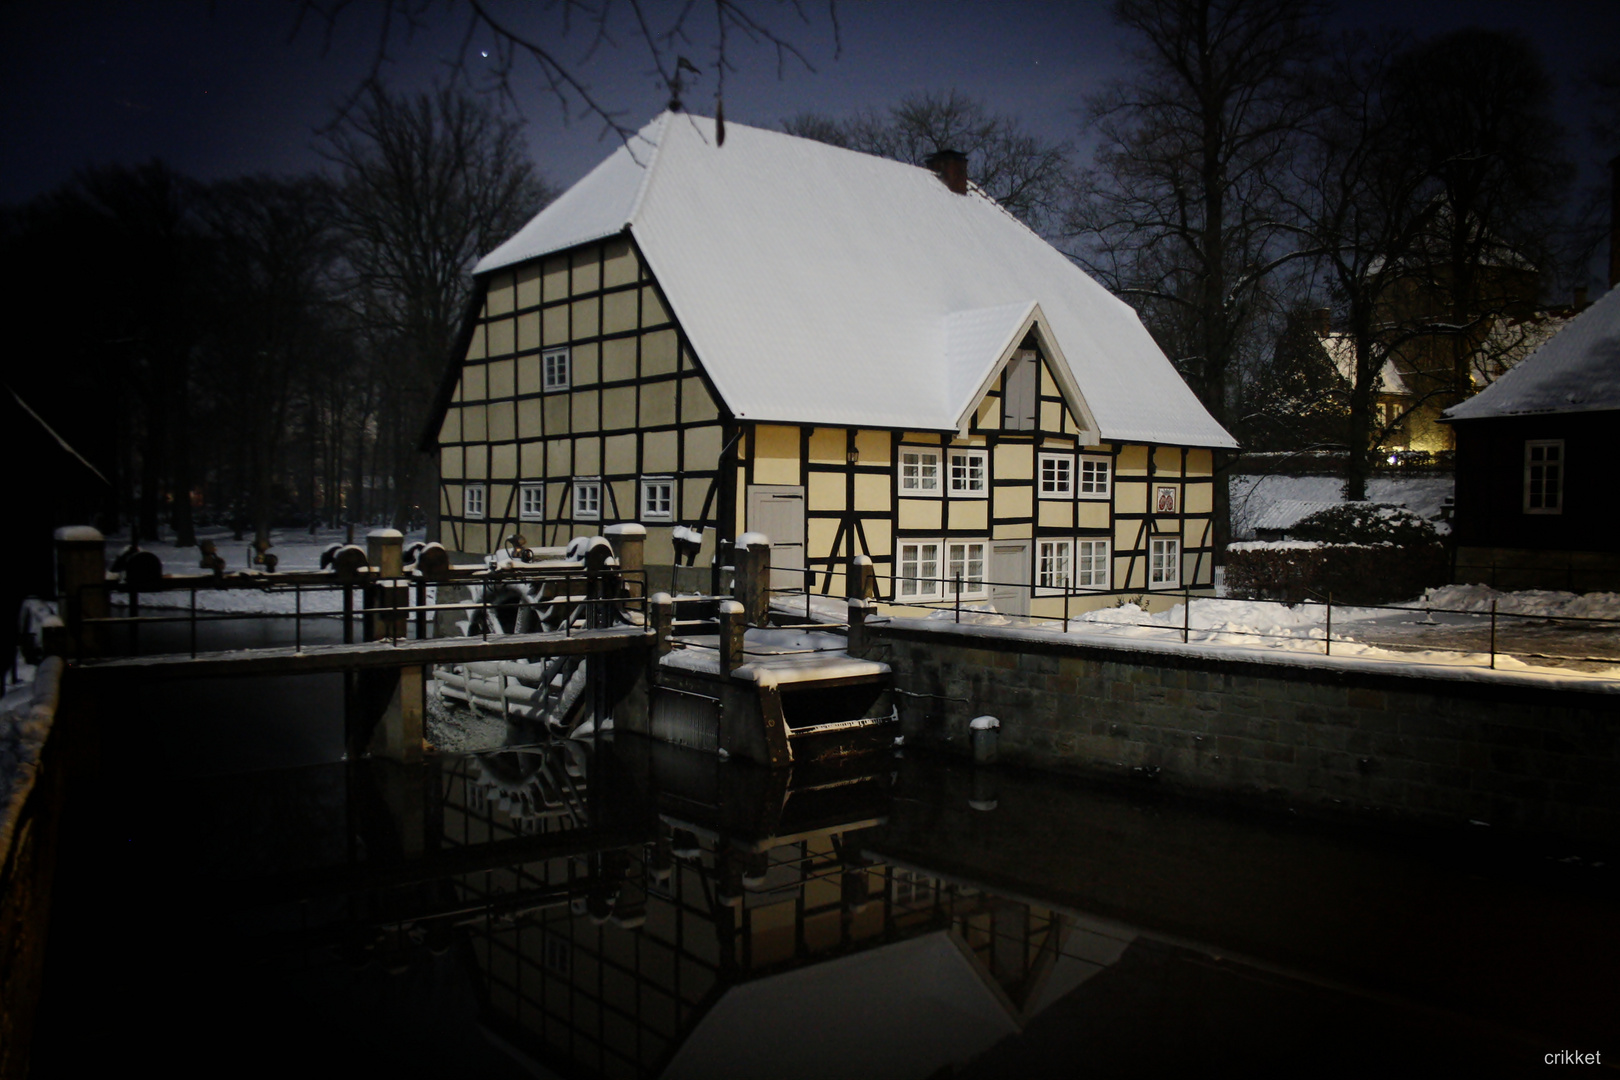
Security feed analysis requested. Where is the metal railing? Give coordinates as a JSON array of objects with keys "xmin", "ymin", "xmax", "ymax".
[
  {"xmin": 774, "ymin": 566, "xmax": 1620, "ymax": 673},
  {"xmin": 75, "ymin": 565, "xmax": 651, "ymax": 660}
]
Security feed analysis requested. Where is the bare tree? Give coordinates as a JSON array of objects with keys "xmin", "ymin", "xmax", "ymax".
[
  {"xmin": 297, "ymin": 1, "xmax": 838, "ymax": 145},
  {"xmin": 196, "ymin": 175, "xmax": 342, "ymax": 548},
  {"xmin": 1070, "ymin": 0, "xmax": 1328, "ymax": 549},
  {"xmin": 321, "ymin": 84, "xmax": 552, "ymax": 527},
  {"xmin": 784, "ymin": 89, "xmax": 1075, "ymax": 235},
  {"xmin": 1382, "ymin": 29, "xmax": 1571, "ymax": 420}
]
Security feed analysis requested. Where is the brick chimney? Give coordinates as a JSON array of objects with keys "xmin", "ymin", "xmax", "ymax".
[{"xmin": 925, "ymin": 149, "xmax": 968, "ymax": 195}]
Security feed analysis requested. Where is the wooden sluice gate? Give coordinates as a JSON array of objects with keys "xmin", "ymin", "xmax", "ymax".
[{"xmin": 50, "ymin": 526, "xmax": 897, "ymax": 769}]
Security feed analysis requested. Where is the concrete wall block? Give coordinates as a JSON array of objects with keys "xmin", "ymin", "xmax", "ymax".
[
  {"xmin": 1304, "ymin": 724, "xmax": 1350, "ymax": 751},
  {"xmin": 1346, "ymin": 687, "xmax": 1387, "ymax": 710},
  {"xmin": 1479, "ymin": 721, "xmax": 1544, "ymax": 750},
  {"xmin": 1350, "ymin": 708, "xmax": 1400, "ymax": 734},
  {"xmin": 1262, "ymin": 741, "xmax": 1296, "ymax": 764}
]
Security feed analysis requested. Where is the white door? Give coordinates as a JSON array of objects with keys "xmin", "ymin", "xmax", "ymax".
[
  {"xmin": 745, "ymin": 485, "xmax": 806, "ymax": 590},
  {"xmin": 990, "ymin": 541, "xmax": 1030, "ymax": 615}
]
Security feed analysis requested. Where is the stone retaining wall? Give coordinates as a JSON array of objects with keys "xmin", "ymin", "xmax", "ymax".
[{"xmin": 862, "ymin": 620, "xmax": 1620, "ymax": 848}]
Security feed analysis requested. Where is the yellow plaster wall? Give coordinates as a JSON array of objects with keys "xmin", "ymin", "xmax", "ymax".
[
  {"xmin": 997, "ymin": 486, "xmax": 1032, "ymax": 521},
  {"xmin": 995, "ymin": 443, "xmax": 1033, "ymax": 481},
  {"xmin": 897, "ymin": 499, "xmax": 942, "ymax": 531},
  {"xmin": 751, "ymin": 425, "xmax": 800, "ymax": 485},
  {"xmin": 808, "ymin": 470, "xmax": 844, "ymax": 511},
  {"xmin": 950, "ymin": 499, "xmax": 988, "ymax": 531},
  {"xmin": 1115, "ymin": 480, "xmax": 1147, "ymax": 515},
  {"xmin": 854, "ymin": 472, "xmax": 888, "ymax": 512}
]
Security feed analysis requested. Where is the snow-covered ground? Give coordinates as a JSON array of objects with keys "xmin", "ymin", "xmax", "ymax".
[
  {"xmin": 1230, "ymin": 474, "xmax": 1453, "ymax": 539},
  {"xmin": 917, "ymin": 584, "xmax": 1620, "ymax": 683}
]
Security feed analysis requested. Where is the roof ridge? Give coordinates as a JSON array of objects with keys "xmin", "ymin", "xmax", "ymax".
[{"xmin": 624, "ymin": 111, "xmax": 674, "ymax": 226}]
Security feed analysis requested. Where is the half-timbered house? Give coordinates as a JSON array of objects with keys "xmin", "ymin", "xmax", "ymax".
[{"xmin": 424, "ymin": 113, "xmax": 1236, "ymax": 617}]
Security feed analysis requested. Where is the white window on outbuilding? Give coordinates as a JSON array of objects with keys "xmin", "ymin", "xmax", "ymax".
[
  {"xmin": 897, "ymin": 540, "xmax": 942, "ymax": 600},
  {"xmin": 1150, "ymin": 537, "xmax": 1180, "ymax": 588},
  {"xmin": 899, "ymin": 448, "xmax": 941, "ymax": 494},
  {"xmin": 1037, "ymin": 539, "xmax": 1072, "ymax": 590},
  {"xmin": 463, "ymin": 483, "xmax": 486, "ymax": 520},
  {"xmin": 1078, "ymin": 455, "xmax": 1112, "ymax": 499},
  {"xmin": 519, "ymin": 483, "xmax": 545, "ymax": 521},
  {"xmin": 641, "ymin": 477, "xmax": 674, "ymax": 521},
  {"xmin": 948, "ymin": 450, "xmax": 987, "ymax": 496},
  {"xmin": 1076, "ymin": 539, "xmax": 1110, "ymax": 589},
  {"xmin": 543, "ymin": 346, "xmax": 571, "ymax": 392},
  {"xmin": 1524, "ymin": 440, "xmax": 1563, "ymax": 514},
  {"xmin": 1038, "ymin": 454, "xmax": 1074, "ymax": 498},
  {"xmin": 573, "ymin": 477, "xmax": 601, "ymax": 520}
]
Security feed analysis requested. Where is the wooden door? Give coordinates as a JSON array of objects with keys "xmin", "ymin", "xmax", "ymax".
[
  {"xmin": 745, "ymin": 485, "xmax": 806, "ymax": 590},
  {"xmin": 990, "ymin": 541, "xmax": 1030, "ymax": 615}
]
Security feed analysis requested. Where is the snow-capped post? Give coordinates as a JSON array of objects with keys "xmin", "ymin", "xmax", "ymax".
[
  {"xmin": 718, "ymin": 599, "xmax": 746, "ymax": 675},
  {"xmin": 53, "ymin": 526, "xmax": 106, "ymax": 657},
  {"xmin": 735, "ymin": 532, "xmax": 771, "ymax": 626},
  {"xmin": 847, "ymin": 554, "xmax": 877, "ymax": 655},
  {"xmin": 650, "ymin": 592, "xmax": 675, "ymax": 657},
  {"xmin": 970, "ymin": 715, "xmax": 1000, "ymax": 765},
  {"xmin": 367, "ymin": 528, "xmax": 403, "ymax": 577},
  {"xmin": 365, "ymin": 529, "xmax": 408, "ymax": 642},
  {"xmin": 609, "ymin": 521, "xmax": 644, "ymax": 605}
]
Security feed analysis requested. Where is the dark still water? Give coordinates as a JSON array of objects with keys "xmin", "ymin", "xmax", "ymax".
[{"xmin": 33, "ymin": 673, "xmax": 1617, "ymax": 1078}]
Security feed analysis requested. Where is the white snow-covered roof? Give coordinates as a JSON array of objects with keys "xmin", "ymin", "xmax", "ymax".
[
  {"xmin": 1445, "ymin": 285, "xmax": 1620, "ymax": 420},
  {"xmin": 1318, "ymin": 334, "xmax": 1409, "ymax": 395},
  {"xmin": 476, "ymin": 113, "xmax": 1235, "ymax": 448}
]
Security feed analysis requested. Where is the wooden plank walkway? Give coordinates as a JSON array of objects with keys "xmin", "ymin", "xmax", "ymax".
[{"xmin": 69, "ymin": 624, "xmax": 651, "ymax": 680}]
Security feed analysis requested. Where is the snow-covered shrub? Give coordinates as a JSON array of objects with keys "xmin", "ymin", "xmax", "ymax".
[
  {"xmin": 1227, "ymin": 504, "xmax": 1447, "ymax": 606},
  {"xmin": 1288, "ymin": 502, "xmax": 1438, "ymax": 546}
]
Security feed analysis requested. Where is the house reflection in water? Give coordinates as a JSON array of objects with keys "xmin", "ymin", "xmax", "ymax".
[{"xmin": 439, "ymin": 736, "xmax": 1130, "ymax": 1079}]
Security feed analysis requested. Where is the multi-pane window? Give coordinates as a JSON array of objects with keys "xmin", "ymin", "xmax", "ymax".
[
  {"xmin": 1078, "ymin": 456, "xmax": 1111, "ymax": 498},
  {"xmin": 1524, "ymin": 440, "xmax": 1563, "ymax": 514},
  {"xmin": 1039, "ymin": 454, "xmax": 1073, "ymax": 497},
  {"xmin": 641, "ymin": 478, "xmax": 674, "ymax": 521},
  {"xmin": 897, "ymin": 541, "xmax": 942, "ymax": 599},
  {"xmin": 948, "ymin": 450, "xmax": 987, "ymax": 496},
  {"xmin": 899, "ymin": 449, "xmax": 940, "ymax": 493},
  {"xmin": 1150, "ymin": 537, "xmax": 1180, "ymax": 588},
  {"xmin": 542, "ymin": 346, "xmax": 570, "ymax": 391},
  {"xmin": 573, "ymin": 478, "xmax": 601, "ymax": 520},
  {"xmin": 1037, "ymin": 539, "xmax": 1072, "ymax": 589},
  {"xmin": 463, "ymin": 483, "xmax": 485, "ymax": 519},
  {"xmin": 946, "ymin": 541, "xmax": 987, "ymax": 598},
  {"xmin": 519, "ymin": 483, "xmax": 545, "ymax": 521},
  {"xmin": 1076, "ymin": 539, "xmax": 1110, "ymax": 589}
]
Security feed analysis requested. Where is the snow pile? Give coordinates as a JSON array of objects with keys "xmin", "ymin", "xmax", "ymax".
[{"xmin": 1404, "ymin": 585, "xmax": 1620, "ymax": 621}]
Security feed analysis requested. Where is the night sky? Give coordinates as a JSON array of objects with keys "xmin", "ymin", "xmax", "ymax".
[{"xmin": 2, "ymin": 1, "xmax": 1616, "ymax": 213}]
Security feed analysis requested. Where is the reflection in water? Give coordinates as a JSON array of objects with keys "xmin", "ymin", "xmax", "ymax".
[
  {"xmin": 437, "ymin": 737, "xmax": 1115, "ymax": 1080},
  {"xmin": 44, "ymin": 708, "xmax": 1615, "ymax": 1078}
]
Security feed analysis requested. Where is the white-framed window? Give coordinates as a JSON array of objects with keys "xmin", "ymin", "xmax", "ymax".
[
  {"xmin": 641, "ymin": 477, "xmax": 674, "ymax": 521},
  {"xmin": 519, "ymin": 483, "xmax": 545, "ymax": 521},
  {"xmin": 897, "ymin": 540, "xmax": 943, "ymax": 600},
  {"xmin": 542, "ymin": 346, "xmax": 571, "ymax": 391},
  {"xmin": 946, "ymin": 540, "xmax": 988, "ymax": 598},
  {"xmin": 1037, "ymin": 539, "xmax": 1073, "ymax": 590},
  {"xmin": 1524, "ymin": 440, "xmax": 1562, "ymax": 514},
  {"xmin": 572, "ymin": 477, "xmax": 601, "ymax": 520},
  {"xmin": 1150, "ymin": 537, "xmax": 1180, "ymax": 588},
  {"xmin": 1038, "ymin": 453, "xmax": 1074, "ymax": 498},
  {"xmin": 948, "ymin": 449, "xmax": 987, "ymax": 496},
  {"xmin": 463, "ymin": 483, "xmax": 486, "ymax": 519},
  {"xmin": 1076, "ymin": 538, "xmax": 1110, "ymax": 589},
  {"xmin": 1078, "ymin": 455, "xmax": 1112, "ymax": 498},
  {"xmin": 899, "ymin": 448, "xmax": 941, "ymax": 494}
]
